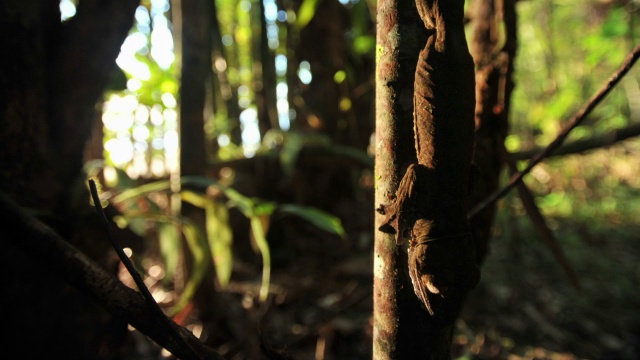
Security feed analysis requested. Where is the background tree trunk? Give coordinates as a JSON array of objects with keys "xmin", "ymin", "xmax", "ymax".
[{"xmin": 468, "ymin": 0, "xmax": 517, "ymax": 265}]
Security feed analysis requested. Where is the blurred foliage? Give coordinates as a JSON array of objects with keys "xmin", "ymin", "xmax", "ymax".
[
  {"xmin": 509, "ymin": 0, "xmax": 640, "ymax": 227},
  {"xmin": 64, "ymin": 0, "xmax": 640, "ymax": 356},
  {"xmin": 511, "ymin": 0, "xmax": 638, "ymax": 147},
  {"xmin": 88, "ymin": 0, "xmax": 640, "ymax": 319},
  {"xmin": 90, "ymin": 167, "xmax": 344, "ymax": 313}
]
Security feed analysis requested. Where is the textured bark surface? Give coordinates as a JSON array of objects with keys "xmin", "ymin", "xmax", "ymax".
[
  {"xmin": 468, "ymin": 0, "xmax": 517, "ymax": 264},
  {"xmin": 378, "ymin": 0, "xmax": 479, "ymax": 322},
  {"xmin": 374, "ymin": 0, "xmax": 432, "ymax": 356},
  {"xmin": 375, "ymin": 0, "xmax": 477, "ymax": 358}
]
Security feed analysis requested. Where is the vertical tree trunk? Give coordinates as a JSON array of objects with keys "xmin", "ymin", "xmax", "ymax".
[
  {"xmin": 374, "ymin": 0, "xmax": 478, "ymax": 358},
  {"xmin": 469, "ymin": 0, "xmax": 518, "ymax": 264},
  {"xmin": 178, "ymin": 0, "xmax": 223, "ymax": 349},
  {"xmin": 297, "ymin": 0, "xmax": 349, "ymax": 142},
  {"xmin": 253, "ymin": 0, "xmax": 279, "ymax": 138},
  {"xmin": 373, "ymin": 0, "xmax": 435, "ymax": 357}
]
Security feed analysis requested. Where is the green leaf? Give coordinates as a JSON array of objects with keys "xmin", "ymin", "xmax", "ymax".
[
  {"xmin": 253, "ymin": 201, "xmax": 277, "ymax": 217},
  {"xmin": 171, "ymin": 218, "xmax": 209, "ymax": 316},
  {"xmin": 111, "ymin": 180, "xmax": 171, "ymax": 206},
  {"xmin": 278, "ymin": 204, "xmax": 346, "ymax": 238},
  {"xmin": 205, "ymin": 200, "xmax": 234, "ymax": 288},
  {"xmin": 250, "ymin": 216, "xmax": 271, "ymax": 301},
  {"xmin": 601, "ymin": 8, "xmax": 628, "ymax": 38},
  {"xmin": 158, "ymin": 222, "xmax": 181, "ymax": 283},
  {"xmin": 181, "ymin": 190, "xmax": 210, "ymax": 208},
  {"xmin": 220, "ymin": 186, "xmax": 257, "ymax": 216}
]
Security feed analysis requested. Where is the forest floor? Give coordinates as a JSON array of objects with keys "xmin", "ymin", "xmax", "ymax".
[
  {"xmin": 237, "ymin": 197, "xmax": 640, "ymax": 360},
  {"xmin": 128, "ymin": 167, "xmax": 640, "ymax": 360}
]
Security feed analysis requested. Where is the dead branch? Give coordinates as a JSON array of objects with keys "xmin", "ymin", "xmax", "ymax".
[
  {"xmin": 511, "ymin": 122, "xmax": 640, "ymax": 161},
  {"xmin": 468, "ymin": 43, "xmax": 640, "ymax": 219},
  {"xmin": 497, "ymin": 136, "xmax": 581, "ymax": 290},
  {"xmin": 0, "ymin": 192, "xmax": 224, "ymax": 360}
]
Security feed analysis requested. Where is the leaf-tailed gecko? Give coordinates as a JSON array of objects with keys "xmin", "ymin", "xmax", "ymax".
[{"xmin": 376, "ymin": 0, "xmax": 480, "ymax": 324}]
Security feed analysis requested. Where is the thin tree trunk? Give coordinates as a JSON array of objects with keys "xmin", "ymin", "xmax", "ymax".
[
  {"xmin": 177, "ymin": 0, "xmax": 223, "ymax": 350},
  {"xmin": 374, "ymin": 0, "xmax": 478, "ymax": 358},
  {"xmin": 373, "ymin": 0, "xmax": 434, "ymax": 356},
  {"xmin": 254, "ymin": 0, "xmax": 279, "ymax": 138},
  {"xmin": 468, "ymin": 0, "xmax": 518, "ymax": 264}
]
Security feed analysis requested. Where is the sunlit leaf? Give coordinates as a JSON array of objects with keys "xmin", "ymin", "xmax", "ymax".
[
  {"xmin": 112, "ymin": 180, "xmax": 171, "ymax": 205},
  {"xmin": 278, "ymin": 204, "xmax": 346, "ymax": 239},
  {"xmin": 181, "ymin": 190, "xmax": 209, "ymax": 208},
  {"xmin": 220, "ymin": 186, "xmax": 257, "ymax": 216},
  {"xmin": 158, "ymin": 222, "xmax": 181, "ymax": 282},
  {"xmin": 504, "ymin": 135, "xmax": 521, "ymax": 152},
  {"xmin": 253, "ymin": 201, "xmax": 277, "ymax": 216},
  {"xmin": 205, "ymin": 200, "xmax": 234, "ymax": 287},
  {"xmin": 171, "ymin": 218, "xmax": 208, "ymax": 316},
  {"xmin": 250, "ymin": 216, "xmax": 271, "ymax": 301}
]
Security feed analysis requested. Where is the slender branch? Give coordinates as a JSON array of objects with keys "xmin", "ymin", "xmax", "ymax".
[
  {"xmin": 511, "ymin": 122, "xmax": 640, "ymax": 161},
  {"xmin": 0, "ymin": 190, "xmax": 224, "ymax": 360},
  {"xmin": 88, "ymin": 180, "xmax": 203, "ymax": 359},
  {"xmin": 468, "ymin": 43, "xmax": 640, "ymax": 219},
  {"xmin": 497, "ymin": 137, "xmax": 581, "ymax": 290}
]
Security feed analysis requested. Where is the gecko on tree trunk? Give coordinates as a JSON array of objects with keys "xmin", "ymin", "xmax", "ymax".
[{"xmin": 377, "ymin": 0, "xmax": 480, "ymax": 325}]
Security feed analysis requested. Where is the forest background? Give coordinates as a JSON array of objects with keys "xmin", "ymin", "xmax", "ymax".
[{"xmin": 1, "ymin": 0, "xmax": 639, "ymax": 359}]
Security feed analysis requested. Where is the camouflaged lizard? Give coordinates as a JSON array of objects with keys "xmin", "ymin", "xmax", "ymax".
[{"xmin": 377, "ymin": 0, "xmax": 480, "ymax": 324}]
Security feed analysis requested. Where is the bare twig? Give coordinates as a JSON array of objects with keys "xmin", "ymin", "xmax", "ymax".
[
  {"xmin": 468, "ymin": 43, "xmax": 640, "ymax": 219},
  {"xmin": 88, "ymin": 179, "xmax": 204, "ymax": 359},
  {"xmin": 512, "ymin": 122, "xmax": 640, "ymax": 161},
  {"xmin": 0, "ymin": 190, "xmax": 224, "ymax": 359},
  {"xmin": 497, "ymin": 137, "xmax": 581, "ymax": 290}
]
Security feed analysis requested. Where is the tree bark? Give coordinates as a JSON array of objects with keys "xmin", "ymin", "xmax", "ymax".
[
  {"xmin": 178, "ymin": 0, "xmax": 231, "ymax": 351},
  {"xmin": 373, "ymin": 0, "xmax": 435, "ymax": 357},
  {"xmin": 375, "ymin": 0, "xmax": 479, "ymax": 358},
  {"xmin": 0, "ymin": 1, "xmax": 139, "ymax": 357},
  {"xmin": 468, "ymin": 0, "xmax": 517, "ymax": 264}
]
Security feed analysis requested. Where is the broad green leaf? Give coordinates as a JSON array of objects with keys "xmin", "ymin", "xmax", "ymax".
[
  {"xmin": 219, "ymin": 186, "xmax": 257, "ymax": 216},
  {"xmin": 250, "ymin": 216, "xmax": 271, "ymax": 301},
  {"xmin": 205, "ymin": 200, "xmax": 234, "ymax": 288},
  {"xmin": 158, "ymin": 222, "xmax": 181, "ymax": 282},
  {"xmin": 253, "ymin": 201, "xmax": 277, "ymax": 217},
  {"xmin": 278, "ymin": 204, "xmax": 346, "ymax": 239},
  {"xmin": 171, "ymin": 218, "xmax": 209, "ymax": 316},
  {"xmin": 181, "ymin": 190, "xmax": 209, "ymax": 208}
]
